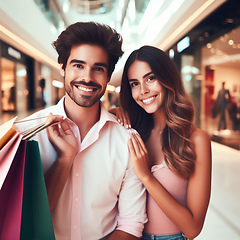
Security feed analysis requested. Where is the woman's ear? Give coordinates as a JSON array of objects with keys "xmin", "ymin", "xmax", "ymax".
[{"xmin": 60, "ymin": 64, "xmax": 65, "ymax": 77}]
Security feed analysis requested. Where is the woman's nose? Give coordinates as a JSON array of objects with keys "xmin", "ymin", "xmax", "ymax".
[{"xmin": 140, "ymin": 83, "xmax": 150, "ymax": 94}]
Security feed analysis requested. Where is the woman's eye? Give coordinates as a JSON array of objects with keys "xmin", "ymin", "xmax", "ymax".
[
  {"xmin": 147, "ymin": 75, "xmax": 156, "ymax": 82},
  {"xmin": 130, "ymin": 82, "xmax": 138, "ymax": 88}
]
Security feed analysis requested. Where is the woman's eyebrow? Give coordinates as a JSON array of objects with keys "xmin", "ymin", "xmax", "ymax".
[
  {"xmin": 128, "ymin": 71, "xmax": 153, "ymax": 82},
  {"xmin": 143, "ymin": 71, "xmax": 153, "ymax": 79}
]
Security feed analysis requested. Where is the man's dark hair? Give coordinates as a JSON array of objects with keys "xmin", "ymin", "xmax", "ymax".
[{"xmin": 52, "ymin": 22, "xmax": 124, "ymax": 77}]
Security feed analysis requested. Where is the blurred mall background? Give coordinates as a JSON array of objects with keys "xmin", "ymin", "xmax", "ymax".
[{"xmin": 0, "ymin": 0, "xmax": 240, "ymax": 239}]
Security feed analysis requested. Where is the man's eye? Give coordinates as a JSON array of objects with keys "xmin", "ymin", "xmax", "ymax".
[
  {"xmin": 74, "ymin": 64, "xmax": 83, "ymax": 68},
  {"xmin": 93, "ymin": 67, "xmax": 104, "ymax": 72}
]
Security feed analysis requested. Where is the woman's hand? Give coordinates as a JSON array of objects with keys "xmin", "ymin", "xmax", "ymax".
[
  {"xmin": 46, "ymin": 113, "xmax": 78, "ymax": 162},
  {"xmin": 109, "ymin": 107, "xmax": 131, "ymax": 129},
  {"xmin": 128, "ymin": 131, "xmax": 151, "ymax": 181}
]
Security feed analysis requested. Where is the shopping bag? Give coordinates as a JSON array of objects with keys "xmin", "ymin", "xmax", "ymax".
[
  {"xmin": 0, "ymin": 140, "xmax": 27, "ymax": 240},
  {"xmin": 0, "ymin": 132, "xmax": 22, "ymax": 189},
  {"xmin": 20, "ymin": 140, "xmax": 55, "ymax": 239},
  {"xmin": 0, "ymin": 117, "xmax": 56, "ymax": 240},
  {"xmin": 0, "ymin": 116, "xmax": 18, "ymax": 150}
]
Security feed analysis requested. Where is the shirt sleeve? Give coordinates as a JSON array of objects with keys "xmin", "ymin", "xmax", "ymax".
[{"xmin": 116, "ymin": 155, "xmax": 148, "ymax": 237}]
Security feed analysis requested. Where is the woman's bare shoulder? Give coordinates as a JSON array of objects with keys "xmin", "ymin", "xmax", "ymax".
[{"xmin": 190, "ymin": 126, "xmax": 211, "ymax": 144}]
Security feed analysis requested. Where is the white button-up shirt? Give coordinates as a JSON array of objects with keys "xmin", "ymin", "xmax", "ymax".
[{"xmin": 16, "ymin": 97, "xmax": 147, "ymax": 240}]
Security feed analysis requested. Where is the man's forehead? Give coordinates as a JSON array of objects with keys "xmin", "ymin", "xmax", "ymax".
[{"xmin": 68, "ymin": 44, "xmax": 108, "ymax": 65}]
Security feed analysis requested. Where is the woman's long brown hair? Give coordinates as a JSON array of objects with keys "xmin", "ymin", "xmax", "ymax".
[{"xmin": 120, "ymin": 46, "xmax": 196, "ymax": 179}]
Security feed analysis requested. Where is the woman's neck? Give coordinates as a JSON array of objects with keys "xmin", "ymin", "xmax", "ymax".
[{"xmin": 152, "ymin": 108, "xmax": 166, "ymax": 135}]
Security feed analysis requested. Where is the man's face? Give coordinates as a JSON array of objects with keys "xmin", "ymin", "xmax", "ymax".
[{"xmin": 62, "ymin": 44, "xmax": 110, "ymax": 108}]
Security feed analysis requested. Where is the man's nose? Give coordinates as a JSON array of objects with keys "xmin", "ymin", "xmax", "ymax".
[{"xmin": 82, "ymin": 68, "xmax": 92, "ymax": 83}]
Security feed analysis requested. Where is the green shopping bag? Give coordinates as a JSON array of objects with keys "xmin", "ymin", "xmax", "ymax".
[{"xmin": 20, "ymin": 140, "xmax": 55, "ymax": 240}]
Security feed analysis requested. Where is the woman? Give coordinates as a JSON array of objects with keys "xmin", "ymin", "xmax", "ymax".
[{"xmin": 114, "ymin": 46, "xmax": 212, "ymax": 240}]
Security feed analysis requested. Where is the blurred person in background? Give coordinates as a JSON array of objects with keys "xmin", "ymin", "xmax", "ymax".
[
  {"xmin": 216, "ymin": 81, "xmax": 231, "ymax": 130},
  {"xmin": 17, "ymin": 22, "xmax": 147, "ymax": 240},
  {"xmin": 112, "ymin": 46, "xmax": 212, "ymax": 240}
]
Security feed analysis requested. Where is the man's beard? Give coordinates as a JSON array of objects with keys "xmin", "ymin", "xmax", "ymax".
[{"xmin": 65, "ymin": 80, "xmax": 105, "ymax": 108}]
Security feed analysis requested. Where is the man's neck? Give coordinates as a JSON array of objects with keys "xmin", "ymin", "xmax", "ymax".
[{"xmin": 64, "ymin": 95, "xmax": 101, "ymax": 141}]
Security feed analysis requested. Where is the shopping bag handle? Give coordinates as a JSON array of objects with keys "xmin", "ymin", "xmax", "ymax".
[{"xmin": 15, "ymin": 116, "xmax": 60, "ymax": 141}]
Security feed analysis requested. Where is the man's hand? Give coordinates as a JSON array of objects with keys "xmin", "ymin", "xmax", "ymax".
[
  {"xmin": 46, "ymin": 113, "xmax": 78, "ymax": 161},
  {"xmin": 45, "ymin": 113, "xmax": 79, "ymax": 211}
]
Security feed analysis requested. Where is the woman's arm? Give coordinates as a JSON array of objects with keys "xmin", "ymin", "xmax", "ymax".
[
  {"xmin": 107, "ymin": 230, "xmax": 139, "ymax": 240},
  {"xmin": 128, "ymin": 129, "xmax": 212, "ymax": 240}
]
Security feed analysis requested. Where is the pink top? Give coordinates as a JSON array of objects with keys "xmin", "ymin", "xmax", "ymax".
[
  {"xmin": 16, "ymin": 97, "xmax": 147, "ymax": 240},
  {"xmin": 144, "ymin": 161, "xmax": 188, "ymax": 235}
]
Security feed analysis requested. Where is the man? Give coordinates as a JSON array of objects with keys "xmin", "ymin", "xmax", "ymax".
[
  {"xmin": 17, "ymin": 22, "xmax": 147, "ymax": 239},
  {"xmin": 216, "ymin": 81, "xmax": 231, "ymax": 130}
]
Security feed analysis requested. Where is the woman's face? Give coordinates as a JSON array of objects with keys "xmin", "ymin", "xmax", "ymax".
[{"xmin": 128, "ymin": 60, "xmax": 165, "ymax": 114}]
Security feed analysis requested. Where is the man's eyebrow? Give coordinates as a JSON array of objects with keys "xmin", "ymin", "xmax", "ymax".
[
  {"xmin": 69, "ymin": 59, "xmax": 107, "ymax": 69},
  {"xmin": 94, "ymin": 62, "xmax": 108, "ymax": 69},
  {"xmin": 70, "ymin": 59, "xmax": 85, "ymax": 64}
]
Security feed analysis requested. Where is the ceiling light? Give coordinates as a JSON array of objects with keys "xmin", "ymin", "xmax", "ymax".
[
  {"xmin": 169, "ymin": 49, "xmax": 175, "ymax": 59},
  {"xmin": 107, "ymin": 85, "xmax": 115, "ymax": 92},
  {"xmin": 207, "ymin": 43, "xmax": 212, "ymax": 48},
  {"xmin": 17, "ymin": 69, "xmax": 27, "ymax": 77},
  {"xmin": 52, "ymin": 80, "xmax": 64, "ymax": 88},
  {"xmin": 115, "ymin": 86, "xmax": 120, "ymax": 93}
]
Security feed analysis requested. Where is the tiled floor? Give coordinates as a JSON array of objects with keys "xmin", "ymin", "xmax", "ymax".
[
  {"xmin": 196, "ymin": 142, "xmax": 240, "ymax": 240},
  {"xmin": 1, "ymin": 113, "xmax": 240, "ymax": 239}
]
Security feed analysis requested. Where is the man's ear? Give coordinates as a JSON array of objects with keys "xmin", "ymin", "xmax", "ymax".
[{"xmin": 60, "ymin": 64, "xmax": 65, "ymax": 77}]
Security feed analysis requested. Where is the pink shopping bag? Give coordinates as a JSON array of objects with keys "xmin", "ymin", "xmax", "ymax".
[{"xmin": 0, "ymin": 138, "xmax": 27, "ymax": 239}]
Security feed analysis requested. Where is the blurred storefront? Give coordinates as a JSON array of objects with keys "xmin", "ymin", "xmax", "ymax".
[
  {"xmin": 0, "ymin": 40, "xmax": 63, "ymax": 119},
  {"xmin": 168, "ymin": 0, "xmax": 240, "ymax": 150},
  {"xmin": 0, "ymin": 41, "xmax": 32, "ymax": 113}
]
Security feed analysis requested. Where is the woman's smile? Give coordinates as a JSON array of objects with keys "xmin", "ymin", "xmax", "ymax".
[{"xmin": 141, "ymin": 95, "xmax": 157, "ymax": 105}]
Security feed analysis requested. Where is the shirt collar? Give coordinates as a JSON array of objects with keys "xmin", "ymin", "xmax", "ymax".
[
  {"xmin": 57, "ymin": 95, "xmax": 118, "ymax": 128},
  {"xmin": 55, "ymin": 97, "xmax": 68, "ymax": 119},
  {"xmin": 99, "ymin": 101, "xmax": 119, "ymax": 126}
]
